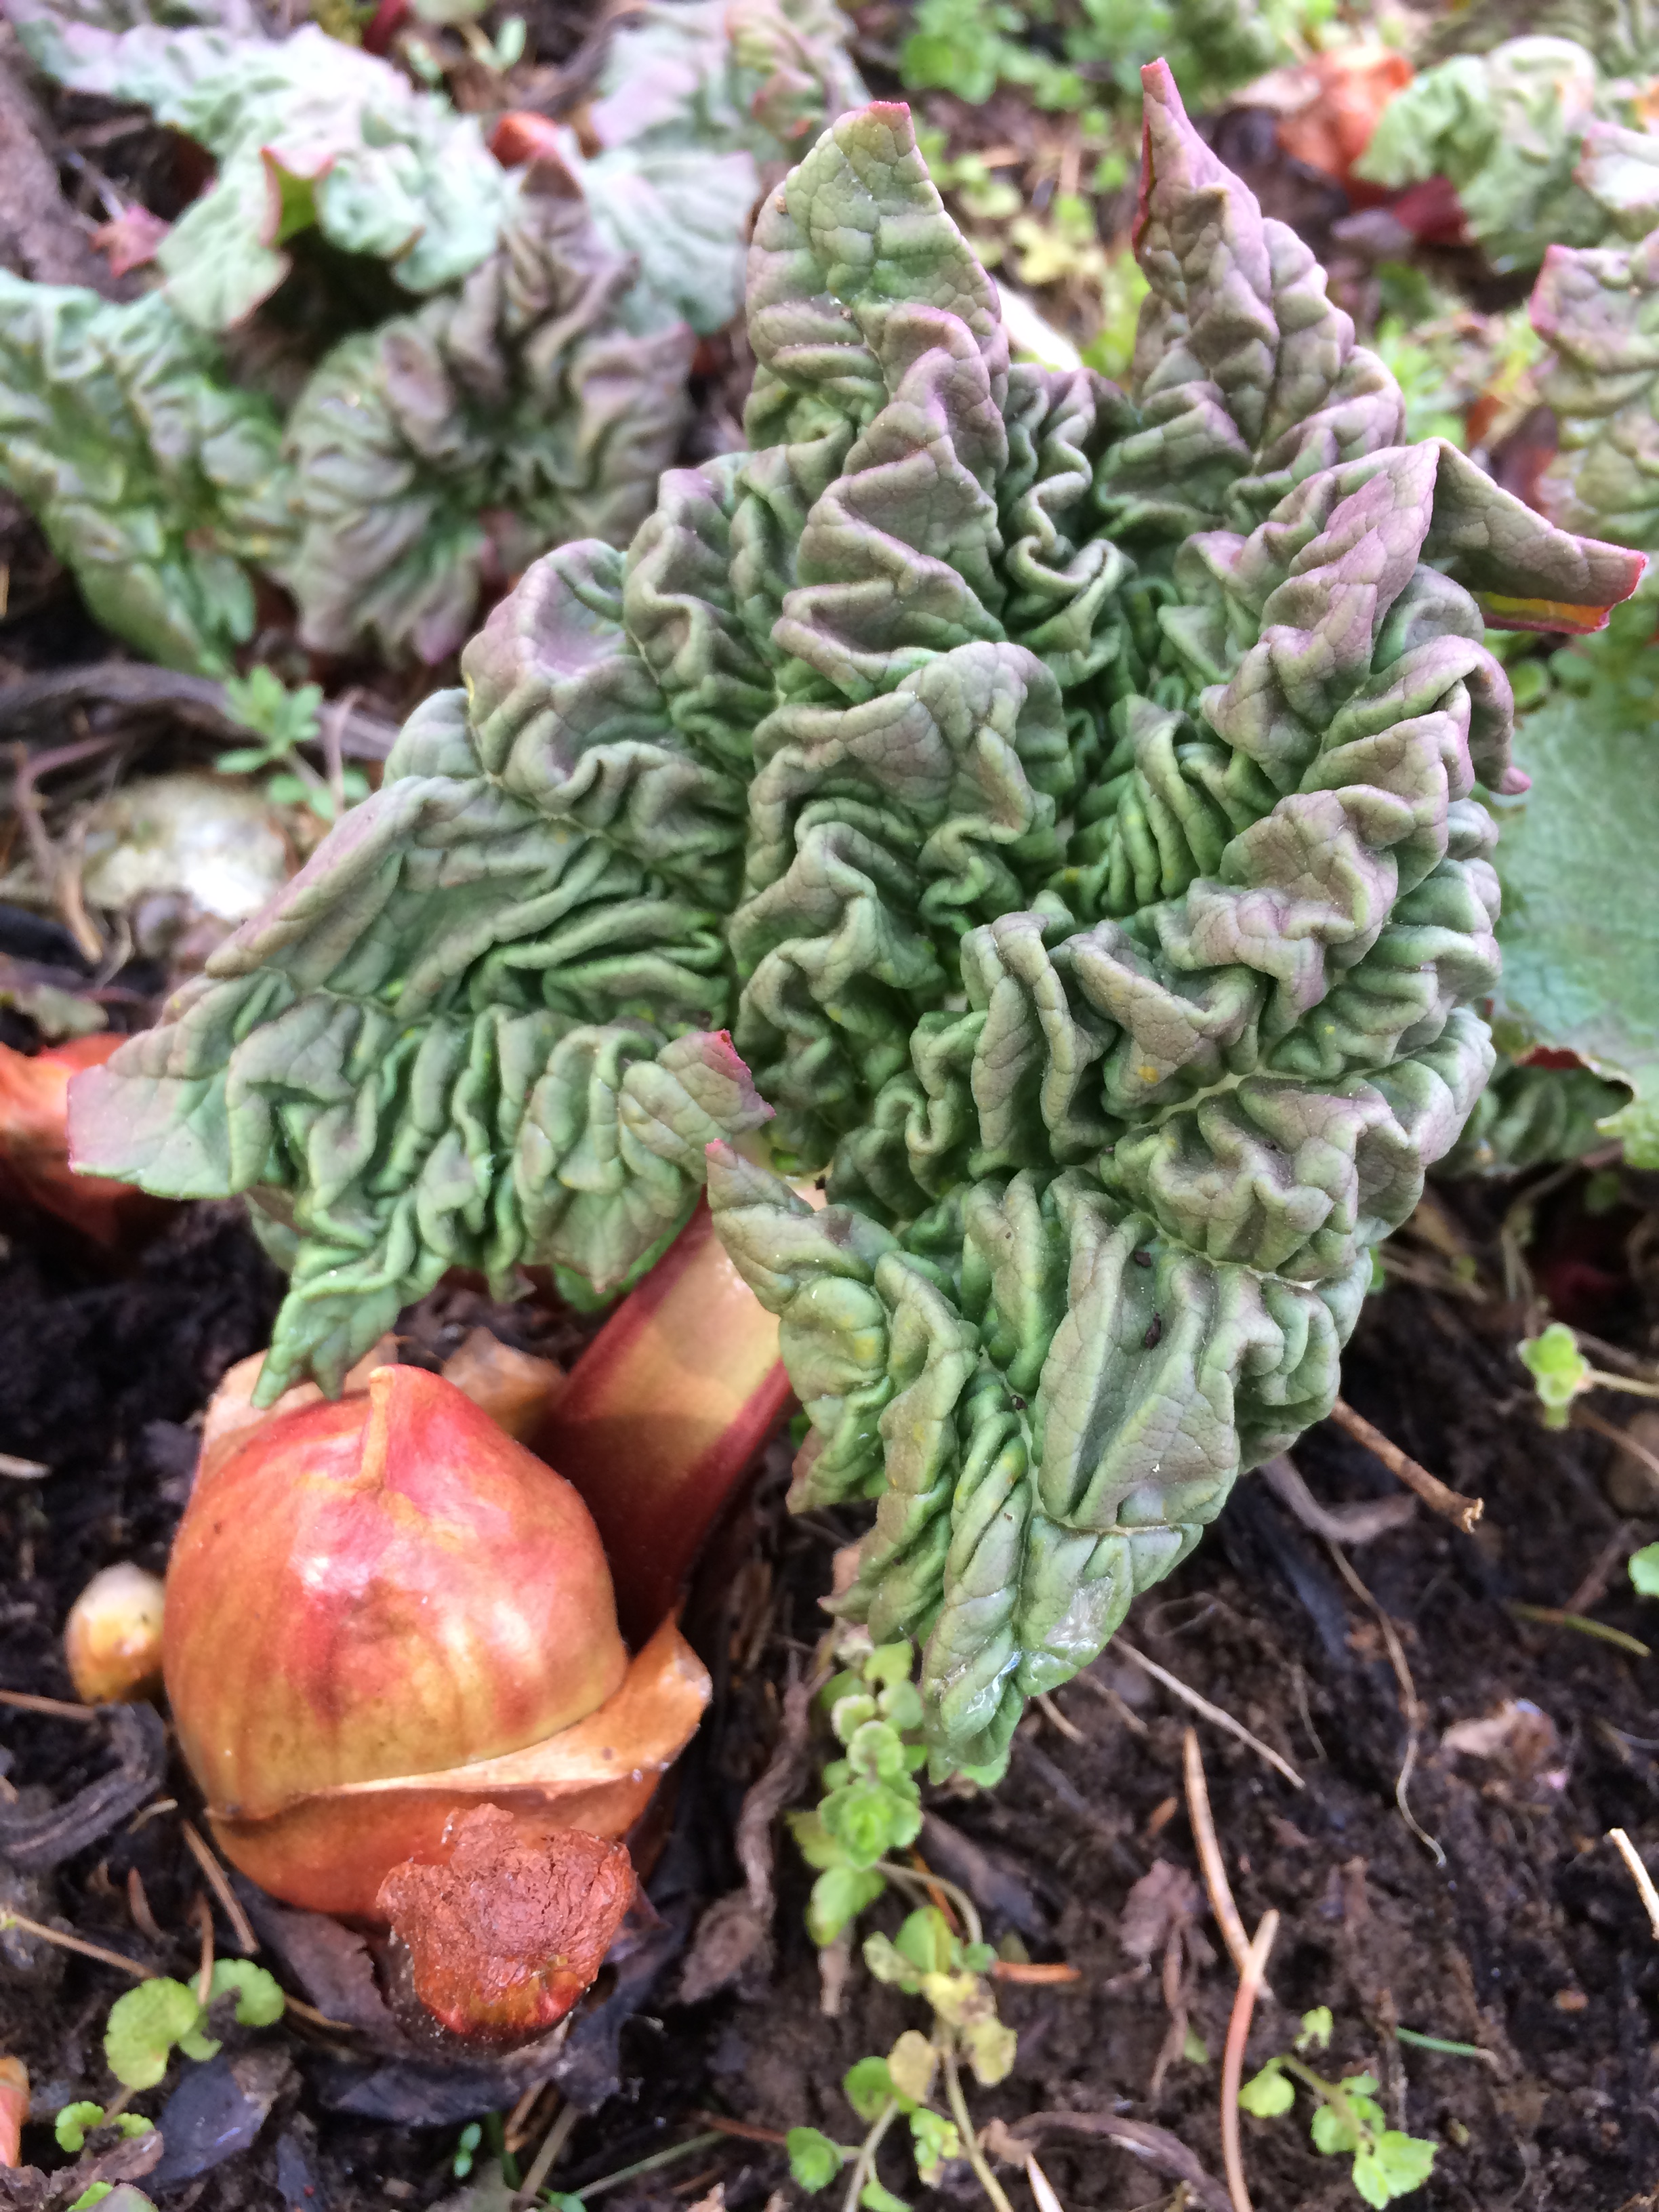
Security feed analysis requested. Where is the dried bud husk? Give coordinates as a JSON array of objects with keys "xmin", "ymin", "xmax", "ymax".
[
  {"xmin": 165, "ymin": 1364, "xmax": 709, "ymax": 1919},
  {"xmin": 64, "ymin": 1563, "xmax": 166, "ymax": 1705},
  {"xmin": 377, "ymin": 1805, "xmax": 635, "ymax": 2041}
]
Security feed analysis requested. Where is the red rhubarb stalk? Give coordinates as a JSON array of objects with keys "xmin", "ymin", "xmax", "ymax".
[{"xmin": 533, "ymin": 1196, "xmax": 794, "ymax": 1643}]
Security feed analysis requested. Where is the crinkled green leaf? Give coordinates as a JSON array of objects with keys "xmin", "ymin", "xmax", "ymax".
[
  {"xmin": 9, "ymin": 15, "xmax": 509, "ymax": 329},
  {"xmin": 1534, "ymin": 228, "xmax": 1659, "ymax": 552},
  {"xmin": 1355, "ymin": 37, "xmax": 1626, "ymax": 274},
  {"xmin": 0, "ymin": 279, "xmax": 291, "ymax": 673},
  {"xmin": 591, "ymin": 0, "xmax": 867, "ymax": 161},
  {"xmin": 73, "ymin": 536, "xmax": 770, "ymax": 1396},
  {"xmin": 1441, "ymin": 1054, "xmax": 1631, "ymax": 1173},
  {"xmin": 577, "ymin": 0, "xmax": 867, "ymax": 332},
  {"xmin": 1482, "ymin": 628, "xmax": 1659, "ymax": 1166},
  {"xmin": 282, "ymin": 181, "xmax": 695, "ymax": 662},
  {"xmin": 1426, "ymin": 0, "xmax": 1659, "ymax": 74},
  {"xmin": 77, "ymin": 79, "xmax": 1639, "ymax": 1757}
]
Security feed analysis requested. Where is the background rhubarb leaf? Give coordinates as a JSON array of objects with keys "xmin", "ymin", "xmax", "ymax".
[
  {"xmin": 7, "ymin": 14, "xmax": 510, "ymax": 328},
  {"xmin": 0, "ymin": 277, "xmax": 291, "ymax": 672}
]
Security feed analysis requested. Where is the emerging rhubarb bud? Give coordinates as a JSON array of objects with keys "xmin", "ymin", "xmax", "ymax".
[
  {"xmin": 64, "ymin": 1563, "xmax": 166, "ymax": 1706},
  {"xmin": 378, "ymin": 1806, "xmax": 635, "ymax": 2041},
  {"xmin": 165, "ymin": 1364, "xmax": 708, "ymax": 1920}
]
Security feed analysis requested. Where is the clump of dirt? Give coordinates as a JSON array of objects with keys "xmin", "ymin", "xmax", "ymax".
[{"xmin": 1, "ymin": 1170, "xmax": 1656, "ymax": 2212}]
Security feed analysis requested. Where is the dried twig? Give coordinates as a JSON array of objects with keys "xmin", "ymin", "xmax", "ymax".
[
  {"xmin": 0, "ymin": 1908, "xmax": 153, "ymax": 1978},
  {"xmin": 192, "ymin": 1890, "xmax": 214, "ymax": 2009},
  {"xmin": 1259, "ymin": 1454, "xmax": 1417, "ymax": 1546},
  {"xmin": 1118, "ymin": 1643, "xmax": 1304, "ymax": 1790},
  {"xmin": 180, "ymin": 1819, "xmax": 260, "ymax": 1955},
  {"xmin": 999, "ymin": 2113, "xmax": 1231, "ymax": 2212},
  {"xmin": 1182, "ymin": 1729, "xmax": 1256, "ymax": 1986},
  {"xmin": 504, "ymin": 2081, "xmax": 552, "ymax": 2156},
  {"xmin": 0, "ymin": 1688, "xmax": 97, "ymax": 1720},
  {"xmin": 679, "ymin": 1656, "xmax": 829, "ymax": 2003},
  {"xmin": 1607, "ymin": 1828, "xmax": 1659, "ymax": 1940},
  {"xmin": 1324, "ymin": 1542, "xmax": 1445, "ymax": 1868},
  {"xmin": 1565, "ymin": 1522, "xmax": 1638, "ymax": 1616},
  {"xmin": 1036, "ymin": 1691, "xmax": 1086, "ymax": 1744},
  {"xmin": 125, "ymin": 1867, "xmax": 163, "ymax": 1944},
  {"xmin": 1506, "ymin": 1603, "xmax": 1649, "ymax": 1659},
  {"xmin": 1221, "ymin": 1910, "xmax": 1279, "ymax": 2212},
  {"xmin": 7, "ymin": 735, "xmax": 115, "ymax": 961},
  {"xmin": 688, "ymin": 2112, "xmax": 792, "ymax": 2148},
  {"xmin": 1328, "ymin": 1399, "xmax": 1483, "ymax": 1532},
  {"xmin": 1575, "ymin": 1404, "xmax": 1659, "ymax": 1490},
  {"xmin": 512, "ymin": 2100, "xmax": 580, "ymax": 2208}
]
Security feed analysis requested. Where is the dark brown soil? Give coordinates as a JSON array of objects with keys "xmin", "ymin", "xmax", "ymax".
[{"xmin": 2, "ymin": 1167, "xmax": 1657, "ymax": 2212}]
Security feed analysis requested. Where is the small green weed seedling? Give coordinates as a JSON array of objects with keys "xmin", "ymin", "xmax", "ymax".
[
  {"xmin": 1631, "ymin": 1544, "xmax": 1659, "ymax": 1597},
  {"xmin": 54, "ymin": 2104, "xmax": 155, "ymax": 2152},
  {"xmin": 217, "ymin": 666, "xmax": 368, "ymax": 821},
  {"xmin": 52, "ymin": 1963, "xmax": 284, "ymax": 2204},
  {"xmin": 97, "ymin": 1961, "xmax": 285, "ymax": 2091},
  {"xmin": 785, "ymin": 1632, "xmax": 1021, "ymax": 2212},
  {"xmin": 1519, "ymin": 1322, "xmax": 1659, "ymax": 1431},
  {"xmin": 1238, "ymin": 2008, "xmax": 1437, "ymax": 2207}
]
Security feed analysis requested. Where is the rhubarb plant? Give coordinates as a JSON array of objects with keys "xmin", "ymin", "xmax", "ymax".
[
  {"xmin": 5, "ymin": 9, "xmax": 512, "ymax": 331},
  {"xmin": 0, "ymin": 0, "xmax": 863, "ymax": 666},
  {"xmin": 1356, "ymin": 30, "xmax": 1659, "ymax": 274},
  {"xmin": 1449, "ymin": 211, "xmax": 1659, "ymax": 1168},
  {"xmin": 74, "ymin": 74, "xmax": 1643, "ymax": 1762},
  {"xmin": 0, "ymin": 279, "xmax": 291, "ymax": 673}
]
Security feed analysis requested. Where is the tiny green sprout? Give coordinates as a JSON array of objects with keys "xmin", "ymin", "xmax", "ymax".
[
  {"xmin": 786, "ymin": 2125, "xmax": 848, "ymax": 2192},
  {"xmin": 219, "ymin": 668, "xmax": 323, "ymax": 762},
  {"xmin": 55, "ymin": 2102, "xmax": 108, "ymax": 2153},
  {"xmin": 790, "ymin": 1632, "xmax": 1019, "ymax": 2209},
  {"xmin": 208, "ymin": 1959, "xmax": 285, "ymax": 2026},
  {"xmin": 216, "ymin": 667, "xmax": 367, "ymax": 822},
  {"xmin": 104, "ymin": 1979, "xmax": 218, "ymax": 2090},
  {"xmin": 452, "ymin": 2120, "xmax": 483, "ymax": 2180},
  {"xmin": 1239, "ymin": 2025, "xmax": 1437, "ymax": 2208},
  {"xmin": 1631, "ymin": 1544, "xmax": 1659, "ymax": 1598},
  {"xmin": 1584, "ymin": 1168, "xmax": 1624, "ymax": 1216},
  {"xmin": 1519, "ymin": 1323, "xmax": 1591, "ymax": 1428},
  {"xmin": 1518, "ymin": 1324, "xmax": 1659, "ymax": 1432},
  {"xmin": 66, "ymin": 2188, "xmax": 112, "ymax": 2211}
]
